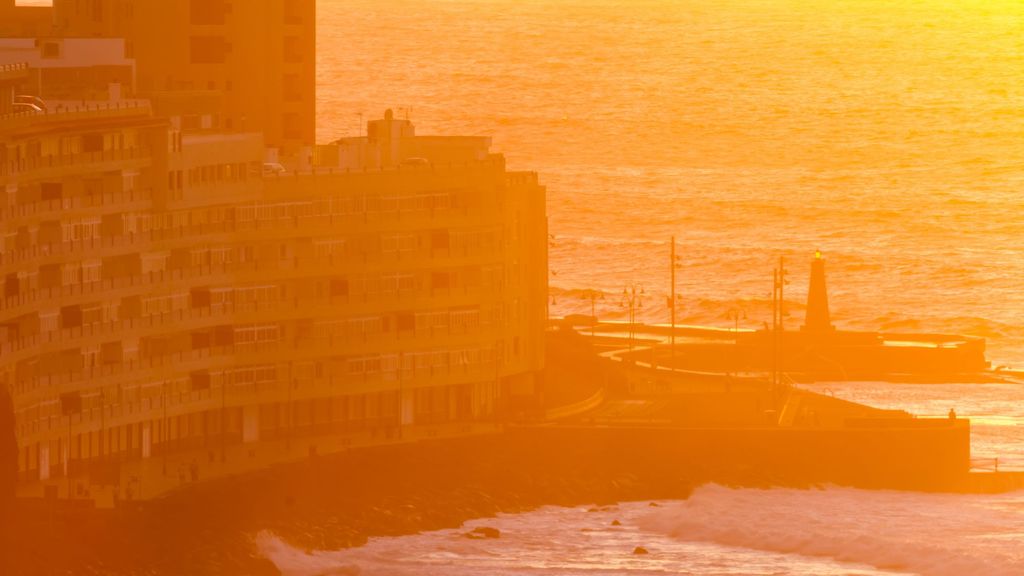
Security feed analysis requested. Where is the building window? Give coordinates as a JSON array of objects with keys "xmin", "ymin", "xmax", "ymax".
[
  {"xmin": 41, "ymin": 42, "xmax": 60, "ymax": 59},
  {"xmin": 283, "ymin": 36, "xmax": 303, "ymax": 63},
  {"xmin": 283, "ymin": 74, "xmax": 302, "ymax": 102},
  {"xmin": 190, "ymin": 36, "xmax": 230, "ymax": 64},
  {"xmin": 182, "ymin": 115, "xmax": 201, "ymax": 130},
  {"xmin": 431, "ymin": 272, "xmax": 450, "ymax": 290},
  {"xmin": 40, "ymin": 182, "xmax": 62, "ymax": 201},
  {"xmin": 282, "ymin": 113, "xmax": 302, "ymax": 140},
  {"xmin": 82, "ymin": 133, "xmax": 103, "ymax": 153},
  {"xmin": 284, "ymin": 0, "xmax": 306, "ymax": 24},
  {"xmin": 190, "ymin": 0, "xmax": 231, "ymax": 25}
]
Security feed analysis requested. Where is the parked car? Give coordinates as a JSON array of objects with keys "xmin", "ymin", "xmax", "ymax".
[
  {"xmin": 14, "ymin": 95, "xmax": 46, "ymax": 111},
  {"xmin": 262, "ymin": 162, "xmax": 287, "ymax": 176},
  {"xmin": 400, "ymin": 157, "xmax": 431, "ymax": 167}
]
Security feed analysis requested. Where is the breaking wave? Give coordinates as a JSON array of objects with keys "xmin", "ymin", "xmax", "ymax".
[
  {"xmin": 256, "ymin": 485, "xmax": 1024, "ymax": 576},
  {"xmin": 254, "ymin": 532, "xmax": 362, "ymax": 576},
  {"xmin": 637, "ymin": 485, "xmax": 1024, "ymax": 576}
]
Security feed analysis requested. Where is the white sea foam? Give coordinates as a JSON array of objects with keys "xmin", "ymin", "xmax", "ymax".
[
  {"xmin": 258, "ymin": 485, "xmax": 1024, "ymax": 575},
  {"xmin": 637, "ymin": 485, "xmax": 1024, "ymax": 576},
  {"xmin": 254, "ymin": 531, "xmax": 362, "ymax": 576}
]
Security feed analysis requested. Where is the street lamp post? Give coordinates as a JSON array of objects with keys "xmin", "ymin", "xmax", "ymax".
[
  {"xmin": 620, "ymin": 284, "xmax": 643, "ymax": 351},
  {"xmin": 727, "ymin": 307, "xmax": 746, "ymax": 377},
  {"xmin": 580, "ymin": 289, "xmax": 603, "ymax": 337},
  {"xmin": 547, "ymin": 234, "xmax": 558, "ymax": 323},
  {"xmin": 669, "ymin": 236, "xmax": 682, "ymax": 367}
]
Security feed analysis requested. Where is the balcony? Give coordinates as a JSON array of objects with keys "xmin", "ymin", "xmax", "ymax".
[
  {"xmin": 0, "ymin": 146, "xmax": 152, "ymax": 179},
  {"xmin": 0, "ymin": 99, "xmax": 154, "ymax": 145}
]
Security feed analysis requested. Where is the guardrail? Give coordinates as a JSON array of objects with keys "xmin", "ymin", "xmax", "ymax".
[
  {"xmin": 969, "ymin": 457, "xmax": 1023, "ymax": 472},
  {"xmin": 545, "ymin": 388, "xmax": 605, "ymax": 421},
  {"xmin": 0, "ymin": 146, "xmax": 150, "ymax": 177},
  {"xmin": 0, "ymin": 99, "xmax": 152, "ymax": 132},
  {"xmin": 264, "ymin": 157, "xmax": 507, "ymax": 179}
]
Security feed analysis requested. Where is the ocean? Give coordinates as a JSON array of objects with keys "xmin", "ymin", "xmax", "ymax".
[{"xmin": 300, "ymin": 1, "xmax": 1024, "ymax": 573}]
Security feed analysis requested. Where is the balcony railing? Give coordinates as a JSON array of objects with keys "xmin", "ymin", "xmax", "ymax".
[
  {"xmin": 0, "ymin": 99, "xmax": 153, "ymax": 139},
  {"xmin": 14, "ymin": 358, "xmax": 505, "ymax": 440},
  {"xmin": 0, "ymin": 146, "xmax": 151, "ymax": 178}
]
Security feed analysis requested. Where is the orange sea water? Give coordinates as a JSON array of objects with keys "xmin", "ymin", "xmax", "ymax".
[
  {"xmin": 317, "ymin": 0, "xmax": 1024, "ymax": 367},
  {"xmin": 308, "ymin": 3, "xmax": 1024, "ymax": 573}
]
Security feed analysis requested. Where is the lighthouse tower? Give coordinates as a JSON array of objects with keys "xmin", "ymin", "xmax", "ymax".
[{"xmin": 802, "ymin": 250, "xmax": 835, "ymax": 334}]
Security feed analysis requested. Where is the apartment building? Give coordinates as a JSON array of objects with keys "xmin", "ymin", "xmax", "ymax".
[
  {"xmin": 0, "ymin": 5, "xmax": 547, "ymax": 501},
  {"xmin": 2, "ymin": 0, "xmax": 316, "ymax": 162}
]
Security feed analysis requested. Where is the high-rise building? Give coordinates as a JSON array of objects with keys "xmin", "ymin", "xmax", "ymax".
[
  {"xmin": 48, "ymin": 0, "xmax": 316, "ymax": 164},
  {"xmin": 0, "ymin": 3, "xmax": 547, "ymax": 503},
  {"xmin": 0, "ymin": 0, "xmax": 53, "ymax": 37}
]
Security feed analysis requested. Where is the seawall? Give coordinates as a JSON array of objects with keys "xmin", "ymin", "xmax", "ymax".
[
  {"xmin": 2, "ymin": 416, "xmax": 989, "ymax": 576},
  {"xmin": 514, "ymin": 419, "xmax": 971, "ymax": 492}
]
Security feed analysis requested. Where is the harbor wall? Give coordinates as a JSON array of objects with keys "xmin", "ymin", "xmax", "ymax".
[{"xmin": 513, "ymin": 419, "xmax": 971, "ymax": 492}]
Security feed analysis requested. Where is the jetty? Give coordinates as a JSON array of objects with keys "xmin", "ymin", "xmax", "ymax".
[{"xmin": 569, "ymin": 252, "xmax": 992, "ymax": 382}]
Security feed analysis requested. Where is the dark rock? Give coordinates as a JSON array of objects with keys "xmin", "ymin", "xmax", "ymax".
[
  {"xmin": 633, "ymin": 546, "xmax": 649, "ymax": 555},
  {"xmin": 611, "ymin": 519, "xmax": 621, "ymax": 526},
  {"xmin": 648, "ymin": 502, "xmax": 659, "ymax": 507},
  {"xmin": 464, "ymin": 526, "xmax": 501, "ymax": 539}
]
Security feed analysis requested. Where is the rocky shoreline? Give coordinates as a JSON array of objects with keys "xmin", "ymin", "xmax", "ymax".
[{"xmin": 2, "ymin": 427, "xmax": 817, "ymax": 576}]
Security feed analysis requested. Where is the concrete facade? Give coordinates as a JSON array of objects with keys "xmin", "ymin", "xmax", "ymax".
[
  {"xmin": 0, "ymin": 3, "xmax": 548, "ymax": 502},
  {"xmin": 1, "ymin": 0, "xmax": 317, "ymax": 163}
]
